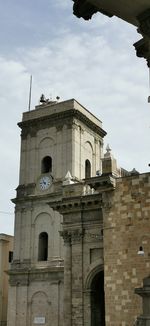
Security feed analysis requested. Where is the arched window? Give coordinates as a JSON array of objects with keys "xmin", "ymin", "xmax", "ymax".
[
  {"xmin": 38, "ymin": 232, "xmax": 48, "ymax": 261},
  {"xmin": 85, "ymin": 159, "xmax": 91, "ymax": 178},
  {"xmin": 41, "ymin": 156, "xmax": 52, "ymax": 173}
]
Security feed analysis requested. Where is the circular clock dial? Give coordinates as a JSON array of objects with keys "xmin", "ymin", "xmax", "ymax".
[{"xmin": 39, "ymin": 176, "xmax": 52, "ymax": 190}]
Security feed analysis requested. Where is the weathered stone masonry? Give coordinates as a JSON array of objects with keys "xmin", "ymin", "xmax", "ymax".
[{"xmin": 103, "ymin": 173, "xmax": 150, "ymax": 326}]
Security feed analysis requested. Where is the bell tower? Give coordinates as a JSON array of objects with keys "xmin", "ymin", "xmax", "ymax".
[{"xmin": 7, "ymin": 98, "xmax": 106, "ymax": 326}]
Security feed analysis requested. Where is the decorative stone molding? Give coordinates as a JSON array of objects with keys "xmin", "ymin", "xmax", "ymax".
[
  {"xmin": 72, "ymin": 122, "xmax": 79, "ymax": 131},
  {"xmin": 56, "ymin": 124, "xmax": 63, "ymax": 132},
  {"xmin": 9, "ymin": 267, "xmax": 64, "ymax": 286},
  {"xmin": 50, "ymin": 176, "xmax": 116, "ymax": 215},
  {"xmin": 21, "ymin": 125, "xmax": 37, "ymax": 139},
  {"xmin": 94, "ymin": 137, "xmax": 99, "ymax": 144},
  {"xmin": 70, "ymin": 229, "xmax": 84, "ymax": 244},
  {"xmin": 85, "ymin": 230, "xmax": 103, "ymax": 242},
  {"xmin": 9, "ymin": 273, "xmax": 29, "ymax": 286},
  {"xmin": 18, "ymin": 109, "xmax": 106, "ymax": 139},
  {"xmin": 16, "ymin": 183, "xmax": 35, "ymax": 198},
  {"xmin": 59, "ymin": 230, "xmax": 71, "ymax": 244},
  {"xmin": 60, "ymin": 229, "xmax": 84, "ymax": 244},
  {"xmin": 50, "ymin": 192, "xmax": 102, "ymax": 214}
]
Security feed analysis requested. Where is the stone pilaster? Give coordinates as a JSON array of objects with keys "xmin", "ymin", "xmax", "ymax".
[
  {"xmin": 60, "ymin": 231, "xmax": 72, "ymax": 326},
  {"xmin": 60, "ymin": 228, "xmax": 85, "ymax": 326},
  {"xmin": 71, "ymin": 229, "xmax": 84, "ymax": 326},
  {"xmin": 83, "ymin": 290, "xmax": 91, "ymax": 326}
]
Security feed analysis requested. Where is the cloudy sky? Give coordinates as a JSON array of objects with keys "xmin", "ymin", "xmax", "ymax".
[{"xmin": 0, "ymin": 1, "xmax": 150, "ymax": 235}]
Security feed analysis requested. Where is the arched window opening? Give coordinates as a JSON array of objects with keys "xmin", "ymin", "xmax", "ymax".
[
  {"xmin": 85, "ymin": 159, "xmax": 91, "ymax": 178},
  {"xmin": 38, "ymin": 232, "xmax": 48, "ymax": 261},
  {"xmin": 91, "ymin": 271, "xmax": 105, "ymax": 326},
  {"xmin": 41, "ymin": 156, "xmax": 52, "ymax": 173}
]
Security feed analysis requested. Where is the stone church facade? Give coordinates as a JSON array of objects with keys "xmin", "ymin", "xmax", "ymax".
[{"xmin": 7, "ymin": 99, "xmax": 150, "ymax": 326}]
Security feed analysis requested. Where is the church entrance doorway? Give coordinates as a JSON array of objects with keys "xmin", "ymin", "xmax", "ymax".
[{"xmin": 91, "ymin": 270, "xmax": 105, "ymax": 326}]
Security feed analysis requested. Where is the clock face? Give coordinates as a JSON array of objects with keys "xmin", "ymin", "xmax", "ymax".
[{"xmin": 39, "ymin": 176, "xmax": 52, "ymax": 190}]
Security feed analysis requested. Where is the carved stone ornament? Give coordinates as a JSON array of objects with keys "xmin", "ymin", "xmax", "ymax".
[
  {"xmin": 70, "ymin": 229, "xmax": 84, "ymax": 244},
  {"xmin": 59, "ymin": 230, "xmax": 71, "ymax": 244},
  {"xmin": 60, "ymin": 229, "xmax": 84, "ymax": 244},
  {"xmin": 56, "ymin": 124, "xmax": 63, "ymax": 132}
]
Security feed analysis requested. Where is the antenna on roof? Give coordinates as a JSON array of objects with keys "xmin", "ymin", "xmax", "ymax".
[{"xmin": 28, "ymin": 75, "xmax": 32, "ymax": 111}]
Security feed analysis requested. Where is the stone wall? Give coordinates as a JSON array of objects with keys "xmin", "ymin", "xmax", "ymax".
[
  {"xmin": 103, "ymin": 173, "xmax": 150, "ymax": 326},
  {"xmin": 0, "ymin": 234, "xmax": 13, "ymax": 326}
]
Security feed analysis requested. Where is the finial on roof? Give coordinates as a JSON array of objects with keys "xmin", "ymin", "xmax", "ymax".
[
  {"xmin": 130, "ymin": 168, "xmax": 139, "ymax": 175},
  {"xmin": 104, "ymin": 144, "xmax": 112, "ymax": 158},
  {"xmin": 63, "ymin": 171, "xmax": 74, "ymax": 185},
  {"xmin": 106, "ymin": 144, "xmax": 111, "ymax": 153},
  {"xmin": 102, "ymin": 144, "xmax": 121, "ymax": 177}
]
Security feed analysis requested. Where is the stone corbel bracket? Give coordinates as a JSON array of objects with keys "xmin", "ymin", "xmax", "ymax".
[
  {"xmin": 134, "ymin": 9, "xmax": 150, "ymax": 67},
  {"xmin": 137, "ymin": 9, "xmax": 150, "ymax": 38},
  {"xmin": 72, "ymin": 0, "xmax": 113, "ymax": 20},
  {"xmin": 134, "ymin": 37, "xmax": 150, "ymax": 67}
]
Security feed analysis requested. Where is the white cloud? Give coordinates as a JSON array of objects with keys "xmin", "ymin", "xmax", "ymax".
[
  {"xmin": 52, "ymin": 0, "xmax": 72, "ymax": 9},
  {"xmin": 0, "ymin": 57, "xmax": 31, "ymax": 234},
  {"xmin": 0, "ymin": 10, "xmax": 149, "ymax": 234}
]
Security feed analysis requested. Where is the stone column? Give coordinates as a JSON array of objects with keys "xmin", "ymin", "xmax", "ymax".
[
  {"xmin": 135, "ymin": 275, "xmax": 150, "ymax": 326},
  {"xmin": 60, "ymin": 231, "xmax": 72, "ymax": 326}
]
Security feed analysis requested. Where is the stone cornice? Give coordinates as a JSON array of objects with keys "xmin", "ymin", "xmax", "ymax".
[
  {"xmin": 8, "ymin": 266, "xmax": 64, "ymax": 286},
  {"xmin": 16, "ymin": 183, "xmax": 36, "ymax": 198},
  {"xmin": 18, "ymin": 109, "xmax": 106, "ymax": 139},
  {"xmin": 60, "ymin": 229, "xmax": 84, "ymax": 244},
  {"xmin": 85, "ymin": 174, "xmax": 116, "ymax": 191},
  {"xmin": 50, "ymin": 193, "xmax": 102, "ymax": 214},
  {"xmin": 49, "ymin": 175, "xmax": 115, "ymax": 214},
  {"xmin": 12, "ymin": 188, "xmax": 62, "ymax": 205}
]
